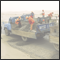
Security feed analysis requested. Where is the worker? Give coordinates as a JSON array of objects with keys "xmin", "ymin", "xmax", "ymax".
[
  {"xmin": 48, "ymin": 12, "xmax": 53, "ymax": 18},
  {"xmin": 42, "ymin": 10, "xmax": 45, "ymax": 17},
  {"xmin": 48, "ymin": 13, "xmax": 50, "ymax": 17},
  {"xmin": 30, "ymin": 11, "xmax": 34, "ymax": 18},
  {"xmin": 47, "ymin": 13, "xmax": 51, "ymax": 23},
  {"xmin": 26, "ymin": 16, "xmax": 35, "ymax": 30},
  {"xmin": 43, "ymin": 19, "xmax": 45, "ymax": 21},
  {"xmin": 49, "ymin": 12, "xmax": 53, "ymax": 17},
  {"xmin": 15, "ymin": 16, "xmax": 21, "ymax": 28}
]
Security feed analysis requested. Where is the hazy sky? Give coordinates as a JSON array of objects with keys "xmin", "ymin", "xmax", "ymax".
[{"xmin": 1, "ymin": 1, "xmax": 59, "ymax": 12}]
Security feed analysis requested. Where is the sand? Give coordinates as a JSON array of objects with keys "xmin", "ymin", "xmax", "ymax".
[{"xmin": 1, "ymin": 34, "xmax": 33, "ymax": 59}]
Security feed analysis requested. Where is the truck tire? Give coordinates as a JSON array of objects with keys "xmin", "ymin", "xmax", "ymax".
[
  {"xmin": 5, "ymin": 28, "xmax": 10, "ymax": 36},
  {"xmin": 53, "ymin": 44, "xmax": 59, "ymax": 51},
  {"xmin": 21, "ymin": 36, "xmax": 28, "ymax": 41}
]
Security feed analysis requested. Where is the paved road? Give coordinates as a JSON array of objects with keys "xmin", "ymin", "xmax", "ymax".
[{"xmin": 1, "ymin": 23, "xmax": 59, "ymax": 59}]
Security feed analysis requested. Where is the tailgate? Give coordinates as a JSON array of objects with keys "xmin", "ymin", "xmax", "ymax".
[
  {"xmin": 37, "ymin": 23, "xmax": 54, "ymax": 32},
  {"xmin": 49, "ymin": 34, "xmax": 59, "ymax": 44}
]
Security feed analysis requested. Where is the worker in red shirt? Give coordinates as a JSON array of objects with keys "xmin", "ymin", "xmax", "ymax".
[
  {"xmin": 47, "ymin": 12, "xmax": 53, "ymax": 23},
  {"xmin": 42, "ymin": 10, "xmax": 45, "ymax": 17},
  {"xmin": 48, "ymin": 13, "xmax": 50, "ymax": 17},
  {"xmin": 26, "ymin": 16, "xmax": 35, "ymax": 30},
  {"xmin": 48, "ymin": 13, "xmax": 50, "ymax": 16},
  {"xmin": 15, "ymin": 16, "xmax": 21, "ymax": 28},
  {"xmin": 49, "ymin": 12, "xmax": 53, "ymax": 17},
  {"xmin": 30, "ymin": 15, "xmax": 33, "ymax": 18},
  {"xmin": 48, "ymin": 12, "xmax": 53, "ymax": 18}
]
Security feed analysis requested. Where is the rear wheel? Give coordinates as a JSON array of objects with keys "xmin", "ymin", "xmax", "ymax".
[
  {"xmin": 53, "ymin": 44, "xmax": 59, "ymax": 51},
  {"xmin": 5, "ymin": 28, "xmax": 10, "ymax": 36},
  {"xmin": 21, "ymin": 36, "xmax": 28, "ymax": 41}
]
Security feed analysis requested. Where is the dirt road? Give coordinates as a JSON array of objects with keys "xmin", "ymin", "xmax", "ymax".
[{"xmin": 1, "ymin": 34, "xmax": 33, "ymax": 59}]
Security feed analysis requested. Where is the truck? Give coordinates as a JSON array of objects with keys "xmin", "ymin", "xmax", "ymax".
[
  {"xmin": 4, "ymin": 14, "xmax": 54, "ymax": 41},
  {"xmin": 49, "ymin": 16, "xmax": 59, "ymax": 51}
]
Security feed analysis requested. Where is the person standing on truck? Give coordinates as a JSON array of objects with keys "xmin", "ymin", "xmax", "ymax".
[
  {"xmin": 48, "ymin": 13, "xmax": 50, "ymax": 16},
  {"xmin": 42, "ymin": 10, "xmax": 45, "ymax": 17},
  {"xmin": 26, "ymin": 16, "xmax": 35, "ymax": 30},
  {"xmin": 30, "ymin": 11, "xmax": 34, "ymax": 18},
  {"xmin": 48, "ymin": 12, "xmax": 53, "ymax": 23},
  {"xmin": 48, "ymin": 12, "xmax": 53, "ymax": 19},
  {"xmin": 46, "ymin": 13, "xmax": 51, "ymax": 23},
  {"xmin": 50, "ymin": 12, "xmax": 53, "ymax": 17},
  {"xmin": 15, "ymin": 16, "xmax": 21, "ymax": 28}
]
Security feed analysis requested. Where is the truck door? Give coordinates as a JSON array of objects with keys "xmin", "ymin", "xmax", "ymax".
[{"xmin": 10, "ymin": 17, "xmax": 20, "ymax": 29}]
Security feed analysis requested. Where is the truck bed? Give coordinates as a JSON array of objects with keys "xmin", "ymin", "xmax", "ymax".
[
  {"xmin": 11, "ymin": 28, "xmax": 36, "ymax": 39},
  {"xmin": 11, "ymin": 21, "xmax": 37, "ymax": 39},
  {"xmin": 49, "ymin": 34, "xmax": 59, "ymax": 44}
]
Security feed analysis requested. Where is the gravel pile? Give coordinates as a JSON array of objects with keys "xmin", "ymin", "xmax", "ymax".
[{"xmin": 19, "ymin": 22, "xmax": 38, "ymax": 32}]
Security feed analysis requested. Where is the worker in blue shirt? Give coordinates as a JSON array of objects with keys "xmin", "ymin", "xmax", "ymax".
[{"xmin": 30, "ymin": 11, "xmax": 34, "ymax": 18}]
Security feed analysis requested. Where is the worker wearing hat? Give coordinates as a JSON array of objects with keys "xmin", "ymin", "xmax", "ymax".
[
  {"xmin": 47, "ymin": 13, "xmax": 51, "ymax": 23},
  {"xmin": 47, "ymin": 12, "xmax": 53, "ymax": 23},
  {"xmin": 26, "ymin": 16, "xmax": 35, "ymax": 30},
  {"xmin": 46, "ymin": 14, "xmax": 50, "ymax": 23},
  {"xmin": 30, "ymin": 11, "xmax": 34, "ymax": 18},
  {"xmin": 42, "ymin": 10, "xmax": 45, "ymax": 17},
  {"xmin": 48, "ymin": 12, "xmax": 53, "ymax": 18},
  {"xmin": 15, "ymin": 16, "xmax": 21, "ymax": 28},
  {"xmin": 49, "ymin": 12, "xmax": 53, "ymax": 17}
]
